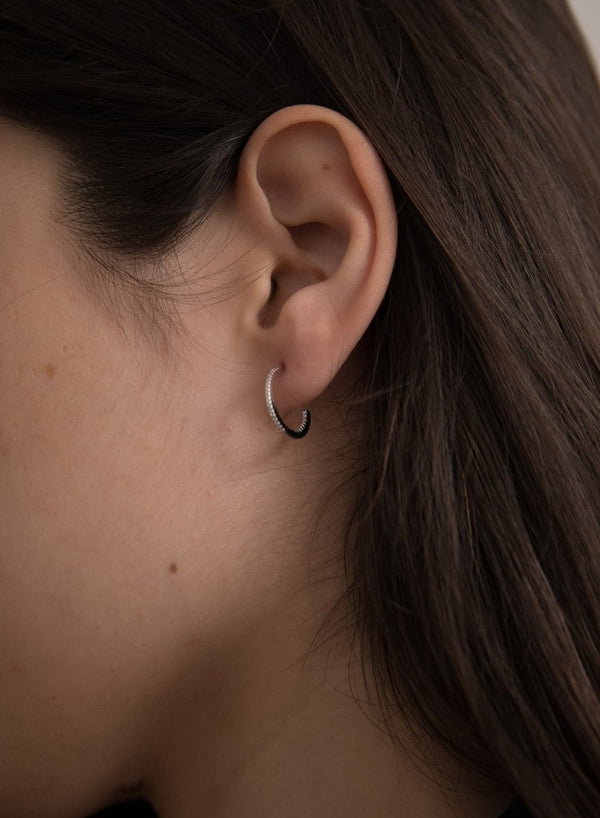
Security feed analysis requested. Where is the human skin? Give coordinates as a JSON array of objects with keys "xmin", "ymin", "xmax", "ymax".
[{"xmin": 0, "ymin": 110, "xmax": 514, "ymax": 818}]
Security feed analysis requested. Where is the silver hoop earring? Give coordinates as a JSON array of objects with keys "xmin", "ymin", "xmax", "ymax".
[{"xmin": 265, "ymin": 367, "xmax": 311, "ymax": 439}]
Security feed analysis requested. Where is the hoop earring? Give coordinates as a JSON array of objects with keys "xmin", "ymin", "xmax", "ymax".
[{"xmin": 265, "ymin": 366, "xmax": 311, "ymax": 439}]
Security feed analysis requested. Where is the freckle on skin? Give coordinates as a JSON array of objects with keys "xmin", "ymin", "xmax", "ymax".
[
  {"xmin": 44, "ymin": 361, "xmax": 56, "ymax": 379},
  {"xmin": 169, "ymin": 562, "xmax": 178, "ymax": 573},
  {"xmin": 10, "ymin": 662, "xmax": 22, "ymax": 674},
  {"xmin": 322, "ymin": 163, "xmax": 331, "ymax": 170}
]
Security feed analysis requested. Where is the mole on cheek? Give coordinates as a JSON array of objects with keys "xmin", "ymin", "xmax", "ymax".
[
  {"xmin": 169, "ymin": 562, "xmax": 178, "ymax": 574},
  {"xmin": 44, "ymin": 361, "xmax": 56, "ymax": 379}
]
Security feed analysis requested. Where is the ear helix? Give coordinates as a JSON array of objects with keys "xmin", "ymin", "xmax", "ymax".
[{"xmin": 265, "ymin": 366, "xmax": 311, "ymax": 439}]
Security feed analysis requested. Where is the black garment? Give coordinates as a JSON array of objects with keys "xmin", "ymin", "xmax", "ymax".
[
  {"xmin": 87, "ymin": 795, "xmax": 533, "ymax": 817},
  {"xmin": 86, "ymin": 801, "xmax": 157, "ymax": 817},
  {"xmin": 498, "ymin": 797, "xmax": 534, "ymax": 817}
]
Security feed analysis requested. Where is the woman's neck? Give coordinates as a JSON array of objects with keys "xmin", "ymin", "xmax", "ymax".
[{"xmin": 141, "ymin": 582, "xmax": 515, "ymax": 818}]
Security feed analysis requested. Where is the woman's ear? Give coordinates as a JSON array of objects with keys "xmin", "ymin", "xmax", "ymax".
[{"xmin": 233, "ymin": 104, "xmax": 398, "ymax": 419}]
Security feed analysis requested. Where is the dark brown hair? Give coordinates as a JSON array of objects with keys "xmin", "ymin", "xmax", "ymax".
[{"xmin": 1, "ymin": 2, "xmax": 599, "ymax": 815}]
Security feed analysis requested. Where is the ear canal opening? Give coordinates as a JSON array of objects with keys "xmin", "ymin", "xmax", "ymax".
[
  {"xmin": 256, "ymin": 261, "xmax": 327, "ymax": 329},
  {"xmin": 257, "ymin": 278, "xmax": 277, "ymax": 328}
]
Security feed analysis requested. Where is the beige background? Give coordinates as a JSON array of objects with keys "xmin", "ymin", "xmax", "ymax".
[{"xmin": 568, "ymin": 0, "xmax": 600, "ymax": 69}]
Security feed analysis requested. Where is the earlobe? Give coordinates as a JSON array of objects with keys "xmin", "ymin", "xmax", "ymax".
[{"xmin": 233, "ymin": 104, "xmax": 398, "ymax": 419}]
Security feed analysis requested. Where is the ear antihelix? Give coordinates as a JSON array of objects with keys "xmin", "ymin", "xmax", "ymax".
[{"xmin": 265, "ymin": 366, "xmax": 311, "ymax": 439}]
